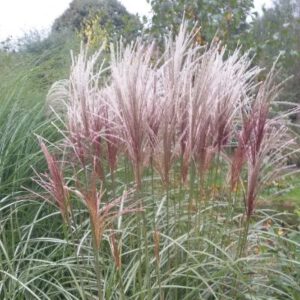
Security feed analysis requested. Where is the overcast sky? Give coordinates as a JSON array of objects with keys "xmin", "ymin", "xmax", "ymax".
[{"xmin": 0, "ymin": 0, "xmax": 273, "ymax": 42}]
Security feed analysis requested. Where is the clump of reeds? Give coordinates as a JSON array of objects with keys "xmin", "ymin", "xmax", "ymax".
[{"xmin": 36, "ymin": 21, "xmax": 299, "ymax": 298}]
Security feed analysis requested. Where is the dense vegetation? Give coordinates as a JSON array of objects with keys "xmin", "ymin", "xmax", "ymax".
[{"xmin": 0, "ymin": 0, "xmax": 299, "ymax": 299}]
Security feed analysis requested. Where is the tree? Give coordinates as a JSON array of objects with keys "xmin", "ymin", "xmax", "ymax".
[
  {"xmin": 252, "ymin": 0, "xmax": 300, "ymax": 104},
  {"xmin": 52, "ymin": 0, "xmax": 142, "ymax": 44},
  {"xmin": 147, "ymin": 0, "xmax": 255, "ymax": 48}
]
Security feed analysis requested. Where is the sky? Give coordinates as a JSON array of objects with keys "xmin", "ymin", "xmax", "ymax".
[{"xmin": 0, "ymin": 0, "xmax": 273, "ymax": 42}]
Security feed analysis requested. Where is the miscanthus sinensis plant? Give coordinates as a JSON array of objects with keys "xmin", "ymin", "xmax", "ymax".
[{"xmin": 1, "ymin": 23, "xmax": 299, "ymax": 300}]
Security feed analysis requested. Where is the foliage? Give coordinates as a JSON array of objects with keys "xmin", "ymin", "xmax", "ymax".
[
  {"xmin": 52, "ymin": 0, "xmax": 142, "ymax": 44},
  {"xmin": 1, "ymin": 192, "xmax": 299, "ymax": 299},
  {"xmin": 252, "ymin": 0, "xmax": 300, "ymax": 104},
  {"xmin": 2, "ymin": 33, "xmax": 80, "ymax": 98},
  {"xmin": 0, "ymin": 65, "xmax": 59, "ymax": 196},
  {"xmin": 79, "ymin": 14, "xmax": 109, "ymax": 49},
  {"xmin": 147, "ymin": 0, "xmax": 255, "ymax": 48}
]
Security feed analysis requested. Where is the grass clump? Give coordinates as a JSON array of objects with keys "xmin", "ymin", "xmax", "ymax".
[{"xmin": 0, "ymin": 23, "xmax": 299, "ymax": 299}]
